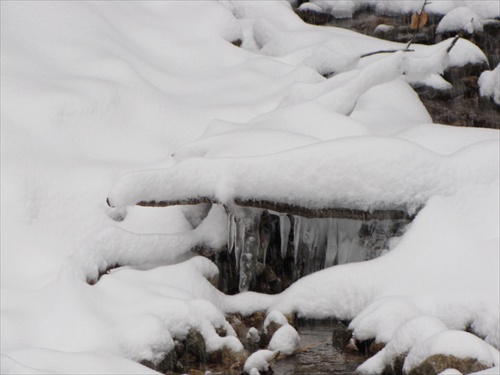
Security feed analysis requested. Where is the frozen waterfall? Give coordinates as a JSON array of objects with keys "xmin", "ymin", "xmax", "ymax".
[{"xmin": 221, "ymin": 208, "xmax": 410, "ymax": 293}]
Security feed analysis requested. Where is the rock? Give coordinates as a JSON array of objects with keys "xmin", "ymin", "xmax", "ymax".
[
  {"xmin": 139, "ymin": 348, "xmax": 177, "ymax": 373},
  {"xmin": 261, "ymin": 321, "xmax": 282, "ymax": 348},
  {"xmin": 295, "ymin": 4, "xmax": 334, "ymax": 26},
  {"xmin": 391, "ymin": 352, "xmax": 407, "ymax": 375},
  {"xmin": 221, "ymin": 348, "xmax": 249, "ymax": 369},
  {"xmin": 241, "ymin": 311, "xmax": 267, "ymax": 330},
  {"xmin": 443, "ymin": 62, "xmax": 490, "ymax": 98},
  {"xmin": 407, "ymin": 354, "xmax": 491, "ymax": 375},
  {"xmin": 346, "ymin": 337, "xmax": 359, "ymax": 352},
  {"xmin": 227, "ymin": 314, "xmax": 248, "ymax": 340},
  {"xmin": 185, "ymin": 329, "xmax": 208, "ymax": 362},
  {"xmin": 331, "ymin": 321, "xmax": 352, "ymax": 349},
  {"xmin": 231, "ymin": 39, "xmax": 242, "ymax": 47},
  {"xmin": 369, "ymin": 341, "xmax": 385, "ymax": 354},
  {"xmin": 284, "ymin": 312, "xmax": 296, "ymax": 327},
  {"xmin": 246, "ymin": 327, "xmax": 261, "ymax": 352}
]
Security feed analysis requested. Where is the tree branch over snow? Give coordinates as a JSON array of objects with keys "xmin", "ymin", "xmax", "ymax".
[{"xmin": 130, "ymin": 197, "xmax": 417, "ymax": 221}]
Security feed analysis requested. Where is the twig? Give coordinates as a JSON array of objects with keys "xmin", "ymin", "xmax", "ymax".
[
  {"xmin": 406, "ymin": 0, "xmax": 429, "ymax": 50},
  {"xmin": 360, "ymin": 48, "xmax": 414, "ymax": 59},
  {"xmin": 446, "ymin": 34, "xmax": 460, "ymax": 53}
]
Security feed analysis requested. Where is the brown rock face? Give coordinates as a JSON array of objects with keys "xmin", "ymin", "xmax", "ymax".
[{"xmin": 407, "ymin": 354, "xmax": 491, "ymax": 375}]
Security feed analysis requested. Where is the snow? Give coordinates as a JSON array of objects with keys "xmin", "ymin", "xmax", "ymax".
[
  {"xmin": 108, "ymin": 136, "xmax": 497, "ymax": 216},
  {"xmin": 243, "ymin": 349, "xmax": 280, "ymax": 373},
  {"xmin": 2, "ymin": 0, "xmax": 499, "ymax": 374},
  {"xmin": 403, "ymin": 331, "xmax": 500, "ymax": 373},
  {"xmin": 306, "ymin": 0, "xmax": 500, "ymax": 19},
  {"xmin": 436, "ymin": 7, "xmax": 484, "ymax": 34},
  {"xmin": 357, "ymin": 316, "xmax": 449, "ymax": 374},
  {"xmin": 268, "ymin": 324, "xmax": 301, "ymax": 355},
  {"xmin": 479, "ymin": 64, "xmax": 500, "ymax": 105},
  {"xmin": 439, "ymin": 370, "xmax": 463, "ymax": 375}
]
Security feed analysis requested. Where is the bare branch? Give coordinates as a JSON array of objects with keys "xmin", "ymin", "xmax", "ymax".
[
  {"xmin": 406, "ymin": 0, "xmax": 429, "ymax": 50},
  {"xmin": 360, "ymin": 48, "xmax": 414, "ymax": 59},
  {"xmin": 446, "ymin": 34, "xmax": 460, "ymax": 54}
]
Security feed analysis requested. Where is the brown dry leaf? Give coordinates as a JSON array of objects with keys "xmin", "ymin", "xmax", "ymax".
[{"xmin": 410, "ymin": 11, "xmax": 428, "ymax": 30}]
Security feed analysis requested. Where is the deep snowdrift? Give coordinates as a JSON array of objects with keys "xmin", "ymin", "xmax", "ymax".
[{"xmin": 2, "ymin": 1, "xmax": 499, "ymax": 374}]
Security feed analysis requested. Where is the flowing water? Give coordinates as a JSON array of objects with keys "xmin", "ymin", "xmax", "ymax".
[{"xmin": 273, "ymin": 320, "xmax": 367, "ymax": 374}]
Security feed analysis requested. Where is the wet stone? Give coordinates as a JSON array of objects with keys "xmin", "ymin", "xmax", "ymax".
[{"xmin": 331, "ymin": 321, "xmax": 353, "ymax": 349}]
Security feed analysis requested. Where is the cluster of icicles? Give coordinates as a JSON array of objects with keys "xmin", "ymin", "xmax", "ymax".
[{"xmin": 226, "ymin": 207, "xmax": 409, "ymax": 292}]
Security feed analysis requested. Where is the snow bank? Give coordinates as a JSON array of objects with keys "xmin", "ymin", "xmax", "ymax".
[
  {"xmin": 2, "ymin": 0, "xmax": 499, "ymax": 374},
  {"xmin": 108, "ymin": 137, "xmax": 497, "ymax": 215},
  {"xmin": 268, "ymin": 182, "xmax": 499, "ymax": 348},
  {"xmin": 1, "ymin": 350, "xmax": 160, "ymax": 375}
]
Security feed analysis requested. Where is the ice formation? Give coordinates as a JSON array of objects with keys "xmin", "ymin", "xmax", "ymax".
[{"xmin": 225, "ymin": 206, "xmax": 410, "ymax": 292}]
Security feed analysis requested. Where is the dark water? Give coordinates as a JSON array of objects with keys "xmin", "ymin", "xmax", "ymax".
[{"xmin": 272, "ymin": 320, "xmax": 367, "ymax": 375}]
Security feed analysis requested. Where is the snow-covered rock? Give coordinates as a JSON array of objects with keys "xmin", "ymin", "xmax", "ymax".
[
  {"xmin": 268, "ymin": 324, "xmax": 300, "ymax": 355},
  {"xmin": 478, "ymin": 64, "xmax": 500, "ymax": 105},
  {"xmin": 403, "ymin": 331, "xmax": 500, "ymax": 374},
  {"xmin": 436, "ymin": 7, "xmax": 484, "ymax": 34},
  {"xmin": 243, "ymin": 349, "xmax": 280, "ymax": 373}
]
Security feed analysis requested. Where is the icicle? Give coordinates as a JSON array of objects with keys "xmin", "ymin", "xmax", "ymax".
[
  {"xmin": 234, "ymin": 215, "xmax": 245, "ymax": 271},
  {"xmin": 325, "ymin": 218, "xmax": 338, "ymax": 268},
  {"xmin": 303, "ymin": 218, "xmax": 316, "ymax": 275},
  {"xmin": 227, "ymin": 213, "xmax": 235, "ymax": 254},
  {"xmin": 279, "ymin": 214, "xmax": 291, "ymax": 258},
  {"xmin": 237, "ymin": 208, "xmax": 261, "ymax": 292},
  {"xmin": 313, "ymin": 219, "xmax": 328, "ymax": 271},
  {"xmin": 260, "ymin": 227, "xmax": 270, "ymax": 267},
  {"xmin": 292, "ymin": 216, "xmax": 301, "ymax": 265},
  {"xmin": 336, "ymin": 219, "xmax": 364, "ymax": 264}
]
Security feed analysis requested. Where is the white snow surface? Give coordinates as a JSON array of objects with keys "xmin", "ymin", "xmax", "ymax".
[
  {"xmin": 307, "ymin": 0, "xmax": 500, "ymax": 19},
  {"xmin": 478, "ymin": 64, "xmax": 500, "ymax": 105},
  {"xmin": 436, "ymin": 7, "xmax": 484, "ymax": 34},
  {"xmin": 356, "ymin": 315, "xmax": 449, "ymax": 374},
  {"xmin": 2, "ymin": 1, "xmax": 499, "ymax": 374},
  {"xmin": 243, "ymin": 349, "xmax": 280, "ymax": 373},
  {"xmin": 268, "ymin": 324, "xmax": 301, "ymax": 355},
  {"xmin": 403, "ymin": 330, "xmax": 500, "ymax": 373}
]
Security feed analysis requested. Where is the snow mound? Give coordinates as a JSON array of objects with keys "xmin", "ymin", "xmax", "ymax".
[
  {"xmin": 108, "ymin": 137, "xmax": 498, "ymax": 216},
  {"xmin": 357, "ymin": 316, "xmax": 449, "ymax": 374},
  {"xmin": 478, "ymin": 64, "xmax": 500, "ymax": 105},
  {"xmin": 243, "ymin": 349, "xmax": 280, "ymax": 373},
  {"xmin": 436, "ymin": 7, "xmax": 484, "ymax": 34},
  {"xmin": 268, "ymin": 324, "xmax": 300, "ymax": 355},
  {"xmin": 264, "ymin": 310, "xmax": 289, "ymax": 332},
  {"xmin": 350, "ymin": 296, "xmax": 424, "ymax": 343},
  {"xmin": 403, "ymin": 331, "xmax": 500, "ymax": 373}
]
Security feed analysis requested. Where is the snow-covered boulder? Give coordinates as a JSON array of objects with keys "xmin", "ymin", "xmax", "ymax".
[
  {"xmin": 403, "ymin": 331, "xmax": 499, "ymax": 375},
  {"xmin": 436, "ymin": 7, "xmax": 484, "ymax": 35},
  {"xmin": 243, "ymin": 349, "xmax": 280, "ymax": 374},
  {"xmin": 268, "ymin": 324, "xmax": 300, "ymax": 355}
]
